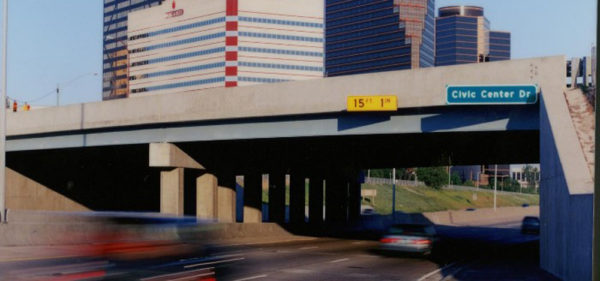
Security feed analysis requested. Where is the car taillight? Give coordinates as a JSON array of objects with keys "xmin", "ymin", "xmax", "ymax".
[
  {"xmin": 412, "ymin": 239, "xmax": 431, "ymax": 245},
  {"xmin": 380, "ymin": 238, "xmax": 399, "ymax": 243}
]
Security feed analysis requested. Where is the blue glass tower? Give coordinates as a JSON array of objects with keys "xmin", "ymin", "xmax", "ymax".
[
  {"xmin": 325, "ymin": 0, "xmax": 435, "ymax": 77},
  {"xmin": 435, "ymin": 6, "xmax": 510, "ymax": 66},
  {"xmin": 489, "ymin": 31, "xmax": 511, "ymax": 62}
]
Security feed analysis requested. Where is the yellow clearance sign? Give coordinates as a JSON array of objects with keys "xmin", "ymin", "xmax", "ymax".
[{"xmin": 347, "ymin": 95, "xmax": 398, "ymax": 112}]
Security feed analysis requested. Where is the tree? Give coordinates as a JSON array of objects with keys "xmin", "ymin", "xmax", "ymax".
[
  {"xmin": 416, "ymin": 167, "xmax": 448, "ymax": 189},
  {"xmin": 450, "ymin": 172, "xmax": 462, "ymax": 185},
  {"xmin": 522, "ymin": 165, "xmax": 539, "ymax": 189}
]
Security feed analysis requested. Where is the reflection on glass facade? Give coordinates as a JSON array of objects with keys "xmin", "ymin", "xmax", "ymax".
[
  {"xmin": 325, "ymin": 0, "xmax": 434, "ymax": 77},
  {"xmin": 102, "ymin": 0, "xmax": 163, "ymax": 100},
  {"xmin": 489, "ymin": 31, "xmax": 511, "ymax": 61},
  {"xmin": 435, "ymin": 6, "xmax": 510, "ymax": 66}
]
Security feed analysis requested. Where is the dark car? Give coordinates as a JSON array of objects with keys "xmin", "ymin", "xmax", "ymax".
[
  {"xmin": 379, "ymin": 224, "xmax": 437, "ymax": 255},
  {"xmin": 521, "ymin": 216, "xmax": 540, "ymax": 234}
]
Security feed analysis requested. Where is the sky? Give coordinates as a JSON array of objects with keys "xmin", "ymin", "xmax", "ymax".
[{"xmin": 0, "ymin": 0, "xmax": 597, "ymax": 106}]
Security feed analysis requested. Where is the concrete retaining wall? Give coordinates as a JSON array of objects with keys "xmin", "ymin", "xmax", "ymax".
[{"xmin": 540, "ymin": 90, "xmax": 594, "ymax": 281}]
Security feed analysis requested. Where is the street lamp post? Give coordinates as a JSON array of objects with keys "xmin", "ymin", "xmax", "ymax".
[
  {"xmin": 493, "ymin": 164, "xmax": 497, "ymax": 212},
  {"xmin": 392, "ymin": 168, "xmax": 396, "ymax": 220}
]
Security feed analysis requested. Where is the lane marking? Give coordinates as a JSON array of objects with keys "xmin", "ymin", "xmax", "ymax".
[
  {"xmin": 183, "ymin": 257, "xmax": 245, "ymax": 269},
  {"xmin": 329, "ymin": 258, "xmax": 349, "ymax": 263},
  {"xmin": 416, "ymin": 261, "xmax": 459, "ymax": 281},
  {"xmin": 299, "ymin": 246, "xmax": 318, "ymax": 250},
  {"xmin": 233, "ymin": 274, "xmax": 268, "ymax": 281},
  {"xmin": 141, "ymin": 267, "xmax": 214, "ymax": 281}
]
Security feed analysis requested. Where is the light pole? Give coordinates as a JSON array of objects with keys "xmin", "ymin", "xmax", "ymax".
[
  {"xmin": 392, "ymin": 168, "xmax": 396, "ymax": 220},
  {"xmin": 0, "ymin": 0, "xmax": 7, "ymax": 223},
  {"xmin": 493, "ymin": 164, "xmax": 497, "ymax": 212}
]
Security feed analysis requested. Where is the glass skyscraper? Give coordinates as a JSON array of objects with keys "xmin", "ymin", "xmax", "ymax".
[
  {"xmin": 435, "ymin": 6, "xmax": 510, "ymax": 66},
  {"xmin": 325, "ymin": 0, "xmax": 435, "ymax": 77},
  {"xmin": 102, "ymin": 0, "xmax": 163, "ymax": 100}
]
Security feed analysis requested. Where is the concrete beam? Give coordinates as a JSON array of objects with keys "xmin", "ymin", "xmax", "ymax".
[
  {"xmin": 217, "ymin": 174, "xmax": 236, "ymax": 223},
  {"xmin": 196, "ymin": 173, "xmax": 217, "ymax": 220},
  {"xmin": 7, "ymin": 56, "xmax": 564, "ymax": 137},
  {"xmin": 149, "ymin": 143, "xmax": 204, "ymax": 169},
  {"xmin": 160, "ymin": 168, "xmax": 184, "ymax": 215},
  {"xmin": 243, "ymin": 174, "xmax": 262, "ymax": 223}
]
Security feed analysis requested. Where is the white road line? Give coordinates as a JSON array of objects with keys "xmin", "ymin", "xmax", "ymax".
[
  {"xmin": 416, "ymin": 262, "xmax": 459, "ymax": 281},
  {"xmin": 299, "ymin": 246, "xmax": 318, "ymax": 250},
  {"xmin": 233, "ymin": 274, "xmax": 268, "ymax": 281},
  {"xmin": 183, "ymin": 257, "xmax": 245, "ymax": 269},
  {"xmin": 329, "ymin": 258, "xmax": 349, "ymax": 263}
]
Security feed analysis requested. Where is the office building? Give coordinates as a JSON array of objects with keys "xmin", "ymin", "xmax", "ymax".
[
  {"xmin": 325, "ymin": 0, "xmax": 435, "ymax": 77},
  {"xmin": 127, "ymin": 0, "xmax": 324, "ymax": 96},
  {"xmin": 435, "ymin": 6, "xmax": 510, "ymax": 66},
  {"xmin": 103, "ymin": 0, "xmax": 164, "ymax": 100}
]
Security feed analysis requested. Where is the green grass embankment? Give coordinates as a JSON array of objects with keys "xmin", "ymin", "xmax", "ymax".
[{"xmin": 362, "ymin": 184, "xmax": 539, "ymax": 214}]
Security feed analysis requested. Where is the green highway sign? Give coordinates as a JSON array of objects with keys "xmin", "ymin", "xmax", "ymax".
[{"xmin": 446, "ymin": 85, "xmax": 538, "ymax": 105}]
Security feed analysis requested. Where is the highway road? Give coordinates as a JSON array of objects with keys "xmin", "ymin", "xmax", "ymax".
[{"xmin": 0, "ymin": 221, "xmax": 558, "ymax": 281}]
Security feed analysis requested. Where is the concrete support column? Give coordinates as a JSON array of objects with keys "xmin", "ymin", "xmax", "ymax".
[
  {"xmin": 217, "ymin": 174, "xmax": 236, "ymax": 223},
  {"xmin": 289, "ymin": 174, "xmax": 306, "ymax": 224},
  {"xmin": 308, "ymin": 176, "xmax": 323, "ymax": 224},
  {"xmin": 160, "ymin": 168, "xmax": 184, "ymax": 215},
  {"xmin": 243, "ymin": 173, "xmax": 262, "ymax": 223},
  {"xmin": 268, "ymin": 173, "xmax": 286, "ymax": 223},
  {"xmin": 348, "ymin": 176, "xmax": 361, "ymax": 222},
  {"xmin": 196, "ymin": 173, "xmax": 217, "ymax": 220},
  {"xmin": 326, "ymin": 176, "xmax": 348, "ymax": 223}
]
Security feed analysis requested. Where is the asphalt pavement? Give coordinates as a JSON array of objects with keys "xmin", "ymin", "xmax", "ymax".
[{"xmin": 0, "ymin": 220, "xmax": 558, "ymax": 281}]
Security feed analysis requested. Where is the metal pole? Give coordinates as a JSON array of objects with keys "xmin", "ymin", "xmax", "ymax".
[
  {"xmin": 56, "ymin": 84, "xmax": 59, "ymax": 106},
  {"xmin": 0, "ymin": 0, "xmax": 7, "ymax": 223},
  {"xmin": 593, "ymin": 37, "xmax": 599, "ymax": 281},
  {"xmin": 392, "ymin": 168, "xmax": 396, "ymax": 220},
  {"xmin": 493, "ymin": 164, "xmax": 497, "ymax": 212}
]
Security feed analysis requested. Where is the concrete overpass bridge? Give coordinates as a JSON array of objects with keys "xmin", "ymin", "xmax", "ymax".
[{"xmin": 1, "ymin": 56, "xmax": 593, "ymax": 280}]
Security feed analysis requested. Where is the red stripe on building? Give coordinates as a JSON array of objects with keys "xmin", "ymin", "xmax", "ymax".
[
  {"xmin": 226, "ymin": 0, "xmax": 238, "ymax": 16},
  {"xmin": 226, "ymin": 21, "xmax": 238, "ymax": 31},
  {"xmin": 225, "ymin": 66, "xmax": 238, "ymax": 76},
  {"xmin": 225, "ymin": 81, "xmax": 238, "ymax": 87},
  {"xmin": 226, "ymin": 51, "xmax": 238, "ymax": 61},
  {"xmin": 225, "ymin": 36, "xmax": 238, "ymax": 46}
]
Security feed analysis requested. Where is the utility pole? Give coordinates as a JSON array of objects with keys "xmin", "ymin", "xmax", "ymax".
[
  {"xmin": 493, "ymin": 164, "xmax": 497, "ymax": 212},
  {"xmin": 56, "ymin": 84, "xmax": 59, "ymax": 106},
  {"xmin": 0, "ymin": 0, "xmax": 7, "ymax": 223},
  {"xmin": 392, "ymin": 168, "xmax": 396, "ymax": 220}
]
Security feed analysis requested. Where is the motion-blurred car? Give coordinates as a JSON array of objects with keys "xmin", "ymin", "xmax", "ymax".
[
  {"xmin": 521, "ymin": 216, "xmax": 540, "ymax": 234},
  {"xmin": 379, "ymin": 224, "xmax": 437, "ymax": 255}
]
